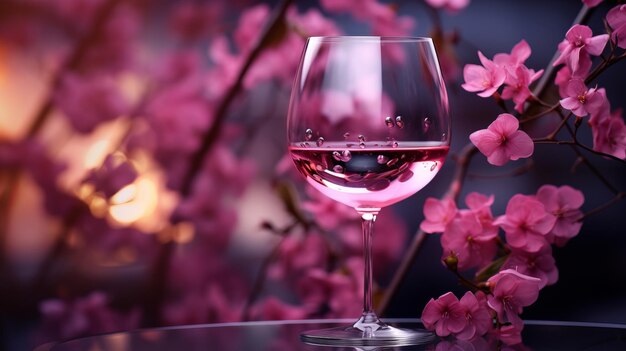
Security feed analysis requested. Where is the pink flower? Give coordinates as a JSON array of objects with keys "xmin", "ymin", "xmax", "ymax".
[
  {"xmin": 421, "ymin": 292, "xmax": 466, "ymax": 337},
  {"xmin": 83, "ymin": 4, "xmax": 140, "ymax": 73},
  {"xmin": 554, "ymin": 57, "xmax": 591, "ymax": 99},
  {"xmin": 425, "ymin": 0, "xmax": 471, "ymax": 13},
  {"xmin": 591, "ymin": 108, "xmax": 626, "ymax": 159},
  {"xmin": 420, "ymin": 197, "xmax": 458, "ymax": 233},
  {"xmin": 302, "ymin": 185, "xmax": 358, "ymax": 231},
  {"xmin": 607, "ymin": 5, "xmax": 626, "ymax": 49},
  {"xmin": 501, "ymin": 64, "xmax": 543, "ymax": 113},
  {"xmin": 494, "ymin": 194, "xmax": 556, "ymax": 253},
  {"xmin": 495, "ymin": 323, "xmax": 524, "ymax": 345},
  {"xmin": 583, "ymin": 0, "xmax": 604, "ymax": 8},
  {"xmin": 503, "ymin": 245, "xmax": 558, "ymax": 289},
  {"xmin": 441, "ymin": 210, "xmax": 498, "ymax": 271},
  {"xmin": 169, "ymin": 2, "xmax": 222, "ymax": 41},
  {"xmin": 493, "ymin": 40, "xmax": 532, "ymax": 69},
  {"xmin": 588, "ymin": 88, "xmax": 611, "ymax": 126},
  {"xmin": 268, "ymin": 232, "xmax": 329, "ymax": 281},
  {"xmin": 54, "ymin": 73, "xmax": 129, "ymax": 134},
  {"xmin": 456, "ymin": 291, "xmax": 493, "ymax": 340},
  {"xmin": 250, "ymin": 297, "xmax": 308, "ymax": 321},
  {"xmin": 559, "ymin": 79, "xmax": 606, "ymax": 117},
  {"xmin": 487, "ymin": 269, "xmax": 541, "ymax": 327},
  {"xmin": 469, "ymin": 113, "xmax": 534, "ymax": 166},
  {"xmin": 38, "ymin": 292, "xmax": 140, "ymax": 342},
  {"xmin": 83, "ymin": 154, "xmax": 137, "ymax": 198},
  {"xmin": 296, "ymin": 258, "xmax": 362, "ymax": 318},
  {"xmin": 464, "ymin": 192, "xmax": 498, "ymax": 237},
  {"xmin": 462, "ymin": 51, "xmax": 506, "ymax": 97},
  {"xmin": 163, "ymin": 284, "xmax": 244, "ymax": 325},
  {"xmin": 536, "ymin": 185, "xmax": 585, "ymax": 246},
  {"xmin": 553, "ymin": 24, "xmax": 608, "ymax": 73}
]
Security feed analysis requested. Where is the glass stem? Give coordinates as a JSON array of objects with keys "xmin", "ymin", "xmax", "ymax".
[
  {"xmin": 353, "ymin": 210, "xmax": 384, "ymax": 333},
  {"xmin": 362, "ymin": 212, "xmax": 376, "ymax": 315}
]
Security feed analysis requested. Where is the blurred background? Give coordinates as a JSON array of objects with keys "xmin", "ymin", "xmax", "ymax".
[{"xmin": 1, "ymin": 0, "xmax": 625, "ymax": 350}]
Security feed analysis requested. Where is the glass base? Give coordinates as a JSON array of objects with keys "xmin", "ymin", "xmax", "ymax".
[{"xmin": 300, "ymin": 321, "xmax": 434, "ymax": 347}]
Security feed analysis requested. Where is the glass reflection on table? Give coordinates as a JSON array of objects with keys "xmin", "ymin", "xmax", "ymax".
[{"xmin": 33, "ymin": 318, "xmax": 626, "ymax": 351}]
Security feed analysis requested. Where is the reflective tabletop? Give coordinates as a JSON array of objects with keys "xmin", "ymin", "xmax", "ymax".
[{"xmin": 33, "ymin": 318, "xmax": 626, "ymax": 351}]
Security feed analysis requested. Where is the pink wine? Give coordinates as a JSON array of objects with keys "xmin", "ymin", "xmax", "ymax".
[{"xmin": 289, "ymin": 142, "xmax": 449, "ymax": 211}]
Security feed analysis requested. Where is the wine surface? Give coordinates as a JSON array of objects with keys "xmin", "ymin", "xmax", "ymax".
[{"xmin": 289, "ymin": 142, "xmax": 449, "ymax": 211}]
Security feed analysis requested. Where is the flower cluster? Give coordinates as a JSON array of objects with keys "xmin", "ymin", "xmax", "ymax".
[
  {"xmin": 421, "ymin": 1, "xmax": 626, "ymax": 345},
  {"xmin": 421, "ymin": 185, "xmax": 584, "ymax": 342}
]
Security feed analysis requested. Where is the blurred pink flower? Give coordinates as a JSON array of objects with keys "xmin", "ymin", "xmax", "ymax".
[
  {"xmin": 250, "ymin": 297, "xmax": 308, "ymax": 321},
  {"xmin": 83, "ymin": 4, "xmax": 140, "ymax": 73},
  {"xmin": 54, "ymin": 72, "xmax": 129, "ymax": 134},
  {"xmin": 19, "ymin": 141, "xmax": 83, "ymax": 217},
  {"xmin": 75, "ymin": 215, "xmax": 157, "ymax": 257},
  {"xmin": 420, "ymin": 197, "xmax": 458, "ymax": 233},
  {"xmin": 559, "ymin": 79, "xmax": 606, "ymax": 117},
  {"xmin": 487, "ymin": 269, "xmax": 541, "ymax": 327},
  {"xmin": 207, "ymin": 36, "xmax": 242, "ymax": 100},
  {"xmin": 39, "ymin": 292, "xmax": 140, "ymax": 342},
  {"xmin": 456, "ymin": 291, "xmax": 493, "ymax": 340},
  {"xmin": 536, "ymin": 185, "xmax": 585, "ymax": 246},
  {"xmin": 170, "ymin": 2, "xmax": 222, "ymax": 41},
  {"xmin": 319, "ymin": 0, "xmax": 354, "ymax": 13},
  {"xmin": 503, "ymin": 245, "xmax": 558, "ymax": 289},
  {"xmin": 425, "ymin": 0, "xmax": 471, "ymax": 13},
  {"xmin": 441, "ymin": 210, "xmax": 498, "ymax": 270},
  {"xmin": 269, "ymin": 232, "xmax": 329, "ymax": 281},
  {"xmin": 302, "ymin": 185, "xmax": 358, "ymax": 230},
  {"xmin": 83, "ymin": 154, "xmax": 137, "ymax": 198},
  {"xmin": 462, "ymin": 51, "xmax": 506, "ymax": 97},
  {"xmin": 469, "ymin": 113, "xmax": 534, "ymax": 166},
  {"xmin": 494, "ymin": 194, "xmax": 556, "ymax": 253},
  {"xmin": 553, "ymin": 24, "xmax": 608, "ymax": 73},
  {"xmin": 296, "ymin": 258, "xmax": 362, "ymax": 318},
  {"xmin": 607, "ymin": 5, "xmax": 626, "ymax": 49},
  {"xmin": 421, "ymin": 292, "xmax": 466, "ymax": 337},
  {"xmin": 163, "ymin": 284, "xmax": 243, "ymax": 325},
  {"xmin": 47, "ymin": 0, "xmax": 104, "ymax": 31},
  {"xmin": 591, "ymin": 108, "xmax": 626, "ymax": 159}
]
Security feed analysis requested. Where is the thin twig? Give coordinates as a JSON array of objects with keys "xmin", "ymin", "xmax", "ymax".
[{"xmin": 582, "ymin": 192, "xmax": 626, "ymax": 219}]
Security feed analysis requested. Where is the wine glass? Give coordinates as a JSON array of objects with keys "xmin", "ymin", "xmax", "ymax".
[{"xmin": 287, "ymin": 36, "xmax": 450, "ymax": 346}]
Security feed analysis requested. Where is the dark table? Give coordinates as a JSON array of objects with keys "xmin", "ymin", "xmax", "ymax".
[{"xmin": 33, "ymin": 318, "xmax": 626, "ymax": 350}]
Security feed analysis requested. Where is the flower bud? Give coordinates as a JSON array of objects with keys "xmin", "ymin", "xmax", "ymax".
[{"xmin": 443, "ymin": 253, "xmax": 459, "ymax": 271}]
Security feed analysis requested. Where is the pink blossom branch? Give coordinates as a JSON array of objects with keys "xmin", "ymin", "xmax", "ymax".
[
  {"xmin": 0, "ymin": 0, "xmax": 124, "ymax": 277},
  {"xmin": 141, "ymin": 0, "xmax": 294, "ymax": 326},
  {"xmin": 379, "ymin": 4, "xmax": 598, "ymax": 316},
  {"xmin": 179, "ymin": 0, "xmax": 294, "ymax": 197}
]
